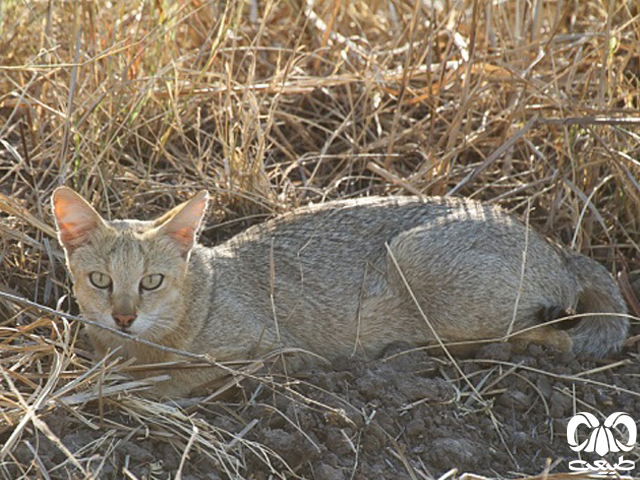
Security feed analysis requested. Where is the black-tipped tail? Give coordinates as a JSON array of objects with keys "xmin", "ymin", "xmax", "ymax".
[{"xmin": 564, "ymin": 254, "xmax": 629, "ymax": 357}]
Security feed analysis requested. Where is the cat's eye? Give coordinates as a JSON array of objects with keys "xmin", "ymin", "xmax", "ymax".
[
  {"xmin": 89, "ymin": 272, "xmax": 112, "ymax": 289},
  {"xmin": 140, "ymin": 274, "xmax": 164, "ymax": 291}
]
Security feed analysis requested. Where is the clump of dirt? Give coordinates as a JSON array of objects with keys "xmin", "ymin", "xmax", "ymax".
[
  {"xmin": 234, "ymin": 340, "xmax": 639, "ymax": 478},
  {"xmin": 4, "ymin": 329, "xmax": 639, "ymax": 479}
]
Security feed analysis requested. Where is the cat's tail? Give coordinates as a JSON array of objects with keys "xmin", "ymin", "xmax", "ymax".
[{"xmin": 563, "ymin": 253, "xmax": 629, "ymax": 357}]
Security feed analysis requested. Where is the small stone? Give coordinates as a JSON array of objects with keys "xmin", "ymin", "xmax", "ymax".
[
  {"xmin": 497, "ymin": 389, "xmax": 532, "ymax": 411},
  {"xmin": 405, "ymin": 417, "xmax": 425, "ymax": 439},
  {"xmin": 315, "ymin": 463, "xmax": 346, "ymax": 480},
  {"xmin": 549, "ymin": 391, "xmax": 572, "ymax": 417}
]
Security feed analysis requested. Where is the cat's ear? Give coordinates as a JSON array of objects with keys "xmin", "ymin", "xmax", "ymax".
[
  {"xmin": 52, "ymin": 187, "xmax": 108, "ymax": 252},
  {"xmin": 154, "ymin": 191, "xmax": 209, "ymax": 256}
]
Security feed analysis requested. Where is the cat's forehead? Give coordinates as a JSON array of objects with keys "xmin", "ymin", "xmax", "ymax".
[
  {"xmin": 68, "ymin": 221, "xmax": 181, "ymax": 275},
  {"xmin": 101, "ymin": 220, "xmax": 172, "ymax": 255},
  {"xmin": 107, "ymin": 219, "xmax": 155, "ymax": 233}
]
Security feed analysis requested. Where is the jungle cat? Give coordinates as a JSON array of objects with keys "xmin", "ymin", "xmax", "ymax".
[{"xmin": 52, "ymin": 187, "xmax": 629, "ymax": 397}]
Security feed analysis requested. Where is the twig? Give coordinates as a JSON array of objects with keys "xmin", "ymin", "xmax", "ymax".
[{"xmin": 0, "ymin": 290, "xmax": 226, "ymax": 367}]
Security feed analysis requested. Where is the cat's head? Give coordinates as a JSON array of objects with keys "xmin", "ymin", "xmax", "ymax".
[{"xmin": 51, "ymin": 187, "xmax": 208, "ymax": 338}]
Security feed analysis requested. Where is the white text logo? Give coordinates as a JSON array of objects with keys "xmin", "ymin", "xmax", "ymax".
[{"xmin": 567, "ymin": 411, "xmax": 637, "ymax": 475}]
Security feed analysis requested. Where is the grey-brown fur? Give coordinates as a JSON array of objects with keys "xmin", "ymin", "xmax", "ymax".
[{"xmin": 52, "ymin": 191, "xmax": 629, "ymax": 397}]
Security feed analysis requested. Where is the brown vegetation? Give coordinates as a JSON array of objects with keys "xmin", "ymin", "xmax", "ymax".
[{"xmin": 1, "ymin": 0, "xmax": 639, "ymax": 478}]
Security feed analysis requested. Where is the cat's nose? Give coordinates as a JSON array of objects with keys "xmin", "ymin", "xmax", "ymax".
[{"xmin": 113, "ymin": 313, "xmax": 137, "ymax": 328}]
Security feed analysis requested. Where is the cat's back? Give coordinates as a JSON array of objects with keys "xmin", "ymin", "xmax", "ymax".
[
  {"xmin": 191, "ymin": 194, "xmax": 564, "ymax": 359},
  {"xmin": 215, "ymin": 195, "xmax": 506, "ymax": 251},
  {"xmin": 199, "ymin": 194, "xmax": 542, "ymax": 303}
]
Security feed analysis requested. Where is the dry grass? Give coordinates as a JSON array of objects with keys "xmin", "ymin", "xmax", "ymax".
[{"xmin": 1, "ymin": 0, "xmax": 640, "ymax": 478}]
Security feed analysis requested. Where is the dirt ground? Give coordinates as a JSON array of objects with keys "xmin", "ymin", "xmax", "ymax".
[
  {"xmin": 4, "ymin": 320, "xmax": 639, "ymax": 480},
  {"xmin": 2, "ymin": 1, "xmax": 640, "ymax": 479}
]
